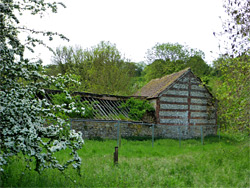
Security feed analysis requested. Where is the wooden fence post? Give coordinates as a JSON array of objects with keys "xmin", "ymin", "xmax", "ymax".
[
  {"xmin": 114, "ymin": 146, "xmax": 118, "ymax": 165},
  {"xmin": 115, "ymin": 122, "xmax": 119, "ymax": 147}
]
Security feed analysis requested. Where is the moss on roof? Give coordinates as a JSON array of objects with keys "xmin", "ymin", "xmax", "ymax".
[{"xmin": 134, "ymin": 68, "xmax": 190, "ymax": 98}]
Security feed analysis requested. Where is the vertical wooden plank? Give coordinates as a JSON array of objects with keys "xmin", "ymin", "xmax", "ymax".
[{"xmin": 115, "ymin": 122, "xmax": 119, "ymax": 147}]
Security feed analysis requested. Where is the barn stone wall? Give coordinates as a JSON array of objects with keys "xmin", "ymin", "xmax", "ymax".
[
  {"xmin": 157, "ymin": 72, "xmax": 217, "ymax": 130},
  {"xmin": 71, "ymin": 120, "xmax": 217, "ymax": 139}
]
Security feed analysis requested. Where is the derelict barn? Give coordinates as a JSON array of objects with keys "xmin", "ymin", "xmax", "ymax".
[
  {"xmin": 134, "ymin": 68, "xmax": 217, "ymax": 138},
  {"xmin": 45, "ymin": 68, "xmax": 217, "ymax": 139}
]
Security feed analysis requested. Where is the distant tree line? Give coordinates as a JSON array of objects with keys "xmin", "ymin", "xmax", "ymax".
[
  {"xmin": 44, "ymin": 41, "xmax": 213, "ymax": 95},
  {"xmin": 45, "ymin": 41, "xmax": 140, "ymax": 95}
]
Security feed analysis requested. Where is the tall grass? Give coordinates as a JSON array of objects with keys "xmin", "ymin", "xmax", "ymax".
[{"xmin": 1, "ymin": 135, "xmax": 249, "ymax": 187}]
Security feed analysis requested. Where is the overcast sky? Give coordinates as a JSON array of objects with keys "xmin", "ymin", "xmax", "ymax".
[{"xmin": 21, "ymin": 0, "xmax": 227, "ymax": 65}]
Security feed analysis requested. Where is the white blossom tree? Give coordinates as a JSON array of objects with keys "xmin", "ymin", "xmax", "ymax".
[{"xmin": 0, "ymin": 0, "xmax": 84, "ymax": 175}]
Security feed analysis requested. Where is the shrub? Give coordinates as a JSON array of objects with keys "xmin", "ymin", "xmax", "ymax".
[
  {"xmin": 51, "ymin": 93, "xmax": 95, "ymax": 119},
  {"xmin": 120, "ymin": 98, "xmax": 155, "ymax": 121}
]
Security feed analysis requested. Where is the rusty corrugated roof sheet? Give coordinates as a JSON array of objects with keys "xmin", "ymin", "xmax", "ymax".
[{"xmin": 134, "ymin": 68, "xmax": 190, "ymax": 98}]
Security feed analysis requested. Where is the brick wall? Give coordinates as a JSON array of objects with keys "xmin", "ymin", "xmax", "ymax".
[
  {"xmin": 157, "ymin": 72, "xmax": 216, "ymax": 128},
  {"xmin": 71, "ymin": 120, "xmax": 217, "ymax": 139}
]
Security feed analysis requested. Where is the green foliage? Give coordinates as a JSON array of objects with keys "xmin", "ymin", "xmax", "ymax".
[
  {"xmin": 186, "ymin": 55, "xmax": 212, "ymax": 78},
  {"xmin": 211, "ymin": 55, "xmax": 250, "ymax": 133},
  {"xmin": 211, "ymin": 0, "xmax": 250, "ymax": 135},
  {"xmin": 144, "ymin": 59, "xmax": 168, "ymax": 81},
  {"xmin": 146, "ymin": 42, "xmax": 205, "ymax": 63},
  {"xmin": 143, "ymin": 59, "xmax": 185, "ymax": 82},
  {"xmin": 47, "ymin": 42, "xmax": 142, "ymax": 95},
  {"xmin": 120, "ymin": 98, "xmax": 155, "ymax": 121},
  {"xmin": 51, "ymin": 93, "xmax": 94, "ymax": 119},
  {"xmin": 143, "ymin": 43, "xmax": 211, "ymax": 82},
  {"xmin": 51, "ymin": 93, "xmax": 71, "ymax": 105},
  {"xmin": 43, "ymin": 64, "xmax": 64, "ymax": 77},
  {"xmin": 46, "ymin": 42, "xmax": 212, "ymax": 95},
  {"xmin": 1, "ymin": 136, "xmax": 249, "ymax": 187}
]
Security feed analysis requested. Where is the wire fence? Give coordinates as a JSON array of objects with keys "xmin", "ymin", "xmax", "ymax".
[{"xmin": 70, "ymin": 118, "xmax": 220, "ymax": 148}]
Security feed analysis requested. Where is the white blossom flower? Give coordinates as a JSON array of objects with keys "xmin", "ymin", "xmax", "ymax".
[{"xmin": 0, "ymin": 1, "xmax": 84, "ymax": 175}]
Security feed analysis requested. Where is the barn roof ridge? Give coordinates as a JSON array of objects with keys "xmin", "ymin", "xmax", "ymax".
[
  {"xmin": 134, "ymin": 67, "xmax": 191, "ymax": 98},
  {"xmin": 155, "ymin": 68, "xmax": 191, "ymax": 98}
]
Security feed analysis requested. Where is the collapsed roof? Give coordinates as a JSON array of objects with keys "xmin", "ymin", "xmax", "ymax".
[{"xmin": 44, "ymin": 89, "xmax": 145, "ymax": 121}]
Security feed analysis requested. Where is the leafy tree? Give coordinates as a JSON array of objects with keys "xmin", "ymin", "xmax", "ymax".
[
  {"xmin": 51, "ymin": 46, "xmax": 76, "ymax": 74},
  {"xmin": 44, "ymin": 64, "xmax": 62, "ymax": 76},
  {"xmin": 143, "ymin": 43, "xmax": 210, "ymax": 82},
  {"xmin": 186, "ymin": 55, "xmax": 211, "ymax": 78},
  {"xmin": 127, "ymin": 62, "xmax": 147, "ymax": 93},
  {"xmin": 84, "ymin": 41, "xmax": 133, "ymax": 95},
  {"xmin": 48, "ymin": 46, "xmax": 90, "ymax": 91},
  {"xmin": 209, "ymin": 0, "xmax": 250, "ymax": 135},
  {"xmin": 143, "ymin": 59, "xmax": 183, "ymax": 82},
  {"xmin": 51, "ymin": 46, "xmax": 88, "ymax": 77},
  {"xmin": 0, "ymin": 0, "xmax": 84, "ymax": 176},
  {"xmin": 50, "ymin": 42, "xmax": 139, "ymax": 95},
  {"xmin": 146, "ymin": 42, "xmax": 205, "ymax": 63},
  {"xmin": 211, "ymin": 55, "xmax": 250, "ymax": 133}
]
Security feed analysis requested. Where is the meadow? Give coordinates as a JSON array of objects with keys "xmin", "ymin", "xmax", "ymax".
[{"xmin": 1, "ymin": 134, "xmax": 249, "ymax": 187}]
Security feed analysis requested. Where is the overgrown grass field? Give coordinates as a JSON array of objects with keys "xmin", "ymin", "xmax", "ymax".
[{"xmin": 1, "ymin": 135, "xmax": 249, "ymax": 187}]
